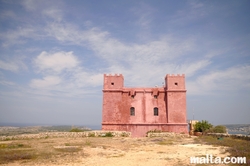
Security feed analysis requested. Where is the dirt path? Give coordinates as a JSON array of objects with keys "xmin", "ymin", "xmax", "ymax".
[{"xmin": 0, "ymin": 136, "xmax": 230, "ymax": 166}]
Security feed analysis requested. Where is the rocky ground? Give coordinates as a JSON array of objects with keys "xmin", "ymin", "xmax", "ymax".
[{"xmin": 0, "ymin": 136, "xmax": 230, "ymax": 166}]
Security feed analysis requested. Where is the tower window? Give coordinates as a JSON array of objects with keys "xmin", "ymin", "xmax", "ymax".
[
  {"xmin": 130, "ymin": 107, "xmax": 135, "ymax": 116},
  {"xmin": 154, "ymin": 95, "xmax": 157, "ymax": 99},
  {"xmin": 154, "ymin": 107, "xmax": 158, "ymax": 116},
  {"xmin": 111, "ymin": 82, "xmax": 114, "ymax": 85},
  {"xmin": 175, "ymin": 82, "xmax": 178, "ymax": 86}
]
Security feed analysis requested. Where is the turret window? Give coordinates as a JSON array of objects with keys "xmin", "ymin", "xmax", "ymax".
[
  {"xmin": 130, "ymin": 107, "xmax": 135, "ymax": 116},
  {"xmin": 154, "ymin": 107, "xmax": 158, "ymax": 116}
]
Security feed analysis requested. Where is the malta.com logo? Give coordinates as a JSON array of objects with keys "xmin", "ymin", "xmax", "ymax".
[{"xmin": 190, "ymin": 154, "xmax": 246, "ymax": 164}]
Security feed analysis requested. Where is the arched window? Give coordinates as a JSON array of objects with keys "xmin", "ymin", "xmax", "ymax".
[
  {"xmin": 130, "ymin": 107, "xmax": 135, "ymax": 116},
  {"xmin": 154, "ymin": 107, "xmax": 158, "ymax": 116}
]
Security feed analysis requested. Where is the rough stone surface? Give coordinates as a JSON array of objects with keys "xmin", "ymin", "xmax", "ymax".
[
  {"xmin": 0, "ymin": 131, "xmax": 131, "ymax": 141},
  {"xmin": 147, "ymin": 132, "xmax": 190, "ymax": 138},
  {"xmin": 102, "ymin": 74, "xmax": 188, "ymax": 137}
]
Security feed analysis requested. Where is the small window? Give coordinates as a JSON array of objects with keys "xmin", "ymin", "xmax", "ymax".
[
  {"xmin": 154, "ymin": 107, "xmax": 158, "ymax": 116},
  {"xmin": 130, "ymin": 107, "xmax": 135, "ymax": 116},
  {"xmin": 111, "ymin": 82, "xmax": 114, "ymax": 85},
  {"xmin": 154, "ymin": 95, "xmax": 157, "ymax": 99},
  {"xmin": 175, "ymin": 82, "xmax": 178, "ymax": 86},
  {"xmin": 131, "ymin": 95, "xmax": 134, "ymax": 99}
]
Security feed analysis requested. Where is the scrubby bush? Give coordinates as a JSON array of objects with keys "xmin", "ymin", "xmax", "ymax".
[
  {"xmin": 121, "ymin": 132, "xmax": 129, "ymax": 137},
  {"xmin": 146, "ymin": 129, "xmax": 162, "ymax": 135},
  {"xmin": 88, "ymin": 133, "xmax": 95, "ymax": 137},
  {"xmin": 69, "ymin": 128, "xmax": 84, "ymax": 132},
  {"xmin": 194, "ymin": 120, "xmax": 213, "ymax": 133},
  {"xmin": 103, "ymin": 132, "xmax": 113, "ymax": 137},
  {"xmin": 207, "ymin": 125, "xmax": 227, "ymax": 133}
]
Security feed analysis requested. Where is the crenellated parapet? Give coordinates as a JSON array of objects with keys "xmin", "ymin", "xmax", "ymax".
[
  {"xmin": 165, "ymin": 74, "xmax": 185, "ymax": 78},
  {"xmin": 104, "ymin": 73, "xmax": 124, "ymax": 77}
]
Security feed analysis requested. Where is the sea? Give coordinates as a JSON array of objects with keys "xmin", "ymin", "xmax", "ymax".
[
  {"xmin": 228, "ymin": 131, "xmax": 249, "ymax": 135},
  {"xmin": 0, "ymin": 122, "xmax": 102, "ymax": 130}
]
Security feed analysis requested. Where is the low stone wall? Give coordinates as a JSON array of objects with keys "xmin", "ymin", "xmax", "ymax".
[
  {"xmin": 0, "ymin": 130, "xmax": 131, "ymax": 141},
  {"xmin": 207, "ymin": 133, "xmax": 250, "ymax": 141},
  {"xmin": 147, "ymin": 132, "xmax": 190, "ymax": 138}
]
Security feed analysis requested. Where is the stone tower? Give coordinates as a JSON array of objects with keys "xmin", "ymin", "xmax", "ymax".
[
  {"xmin": 102, "ymin": 74, "xmax": 188, "ymax": 137},
  {"xmin": 165, "ymin": 74, "xmax": 187, "ymax": 124}
]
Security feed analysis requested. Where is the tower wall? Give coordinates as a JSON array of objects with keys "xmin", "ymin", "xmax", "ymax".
[
  {"xmin": 165, "ymin": 74, "xmax": 187, "ymax": 124},
  {"xmin": 102, "ymin": 74, "xmax": 126, "ymax": 124}
]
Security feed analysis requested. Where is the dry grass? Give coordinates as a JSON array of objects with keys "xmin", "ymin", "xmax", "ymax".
[
  {"xmin": 0, "ymin": 143, "xmax": 35, "ymax": 164},
  {"xmin": 0, "ymin": 136, "xmax": 241, "ymax": 165},
  {"xmin": 196, "ymin": 136, "xmax": 250, "ymax": 165}
]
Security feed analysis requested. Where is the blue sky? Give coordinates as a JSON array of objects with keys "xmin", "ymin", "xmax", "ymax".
[{"xmin": 0, "ymin": 0, "xmax": 249, "ymax": 127}]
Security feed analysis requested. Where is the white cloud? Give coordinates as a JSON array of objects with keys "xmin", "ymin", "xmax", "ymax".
[
  {"xmin": 187, "ymin": 65, "xmax": 250, "ymax": 95},
  {"xmin": 174, "ymin": 60, "xmax": 211, "ymax": 77},
  {"xmin": 0, "ymin": 57, "xmax": 27, "ymax": 72},
  {"xmin": 43, "ymin": 8, "xmax": 63, "ymax": 22},
  {"xmin": 44, "ymin": 22, "xmax": 209, "ymax": 88},
  {"xmin": 30, "ymin": 50, "xmax": 103, "ymax": 95},
  {"xmin": 21, "ymin": 0, "xmax": 39, "ymax": 11},
  {"xmin": 34, "ymin": 51, "xmax": 79, "ymax": 74},
  {"xmin": 0, "ymin": 80, "xmax": 15, "ymax": 86},
  {"xmin": 0, "ymin": 60, "xmax": 19, "ymax": 72},
  {"xmin": 30, "ymin": 76, "xmax": 61, "ymax": 89},
  {"xmin": 0, "ymin": 27, "xmax": 37, "ymax": 47},
  {"xmin": 72, "ymin": 72, "xmax": 103, "ymax": 88}
]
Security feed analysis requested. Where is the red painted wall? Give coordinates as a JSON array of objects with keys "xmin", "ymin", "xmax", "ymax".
[{"xmin": 102, "ymin": 74, "xmax": 188, "ymax": 137}]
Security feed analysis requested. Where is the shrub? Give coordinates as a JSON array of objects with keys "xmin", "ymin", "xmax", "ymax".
[
  {"xmin": 146, "ymin": 129, "xmax": 162, "ymax": 135},
  {"xmin": 69, "ymin": 128, "xmax": 84, "ymax": 132},
  {"xmin": 121, "ymin": 132, "xmax": 129, "ymax": 137},
  {"xmin": 104, "ymin": 132, "xmax": 113, "ymax": 137},
  {"xmin": 88, "ymin": 133, "xmax": 95, "ymax": 137},
  {"xmin": 207, "ymin": 125, "xmax": 227, "ymax": 133},
  {"xmin": 194, "ymin": 120, "xmax": 213, "ymax": 133}
]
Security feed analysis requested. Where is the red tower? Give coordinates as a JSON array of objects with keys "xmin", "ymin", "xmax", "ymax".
[{"xmin": 102, "ymin": 74, "xmax": 188, "ymax": 137}]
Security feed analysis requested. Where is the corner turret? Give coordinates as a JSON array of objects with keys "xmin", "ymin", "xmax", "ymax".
[{"xmin": 103, "ymin": 74, "xmax": 124, "ymax": 90}]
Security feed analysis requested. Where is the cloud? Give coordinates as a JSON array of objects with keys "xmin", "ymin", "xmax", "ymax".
[
  {"xmin": 0, "ymin": 60, "xmax": 19, "ymax": 72},
  {"xmin": 187, "ymin": 65, "xmax": 250, "ymax": 95},
  {"xmin": 132, "ymin": 3, "xmax": 155, "ymax": 29},
  {"xmin": 44, "ymin": 22, "xmax": 210, "ymax": 88},
  {"xmin": 42, "ymin": 8, "xmax": 63, "ymax": 22},
  {"xmin": 30, "ymin": 76, "xmax": 61, "ymax": 89},
  {"xmin": 21, "ymin": 0, "xmax": 39, "ymax": 11},
  {"xmin": 30, "ymin": 50, "xmax": 103, "ymax": 96},
  {"xmin": 0, "ymin": 27, "xmax": 37, "ymax": 47},
  {"xmin": 34, "ymin": 51, "xmax": 79, "ymax": 74},
  {"xmin": 72, "ymin": 72, "xmax": 103, "ymax": 88},
  {"xmin": 0, "ymin": 80, "xmax": 15, "ymax": 86},
  {"xmin": 0, "ymin": 10, "xmax": 16, "ymax": 19},
  {"xmin": 0, "ymin": 58, "xmax": 27, "ymax": 72},
  {"xmin": 174, "ymin": 60, "xmax": 211, "ymax": 77}
]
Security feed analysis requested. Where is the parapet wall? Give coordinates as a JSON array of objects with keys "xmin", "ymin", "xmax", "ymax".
[
  {"xmin": 165, "ymin": 74, "xmax": 185, "ymax": 77},
  {"xmin": 0, "ymin": 131, "xmax": 131, "ymax": 141},
  {"xmin": 104, "ymin": 74, "xmax": 123, "ymax": 77},
  {"xmin": 147, "ymin": 132, "xmax": 190, "ymax": 138}
]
